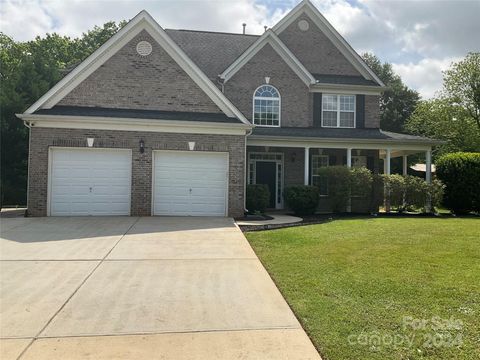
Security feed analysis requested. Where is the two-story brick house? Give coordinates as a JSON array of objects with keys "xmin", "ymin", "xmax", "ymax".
[{"xmin": 18, "ymin": 0, "xmax": 439, "ymax": 217}]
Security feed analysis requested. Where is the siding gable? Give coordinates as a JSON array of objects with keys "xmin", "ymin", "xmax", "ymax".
[
  {"xmin": 59, "ymin": 30, "xmax": 222, "ymax": 114},
  {"xmin": 278, "ymin": 13, "xmax": 361, "ymax": 76}
]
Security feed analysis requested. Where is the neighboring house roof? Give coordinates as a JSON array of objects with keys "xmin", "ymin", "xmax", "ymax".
[
  {"xmin": 34, "ymin": 106, "xmax": 240, "ymax": 124},
  {"xmin": 165, "ymin": 29, "xmax": 258, "ymax": 80},
  {"xmin": 273, "ymin": 0, "xmax": 385, "ymax": 87},
  {"xmin": 21, "ymin": 10, "xmax": 250, "ymax": 125},
  {"xmin": 219, "ymin": 29, "xmax": 316, "ymax": 86},
  {"xmin": 250, "ymin": 127, "xmax": 442, "ymax": 144},
  {"xmin": 313, "ymin": 74, "xmax": 379, "ymax": 87},
  {"xmin": 410, "ymin": 163, "xmax": 436, "ymax": 172}
]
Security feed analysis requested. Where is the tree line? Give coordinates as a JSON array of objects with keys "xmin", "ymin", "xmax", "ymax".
[{"xmin": 1, "ymin": 20, "xmax": 479, "ymax": 205}]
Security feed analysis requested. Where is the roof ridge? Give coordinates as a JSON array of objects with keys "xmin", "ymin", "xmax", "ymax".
[{"xmin": 165, "ymin": 28, "xmax": 261, "ymax": 37}]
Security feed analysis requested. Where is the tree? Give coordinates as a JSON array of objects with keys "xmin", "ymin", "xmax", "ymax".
[
  {"xmin": 442, "ymin": 52, "xmax": 480, "ymax": 130},
  {"xmin": 405, "ymin": 54, "xmax": 480, "ymax": 159},
  {"xmin": 362, "ymin": 53, "xmax": 420, "ymax": 133},
  {"xmin": 0, "ymin": 21, "xmax": 126, "ymax": 205}
]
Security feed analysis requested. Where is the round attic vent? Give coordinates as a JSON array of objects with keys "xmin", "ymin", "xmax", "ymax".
[
  {"xmin": 136, "ymin": 41, "xmax": 152, "ymax": 56},
  {"xmin": 298, "ymin": 19, "xmax": 310, "ymax": 32}
]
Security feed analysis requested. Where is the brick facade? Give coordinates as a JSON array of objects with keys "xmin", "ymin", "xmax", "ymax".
[
  {"xmin": 278, "ymin": 15, "xmax": 361, "ymax": 76},
  {"xmin": 59, "ymin": 31, "xmax": 221, "ymax": 114},
  {"xmin": 28, "ymin": 127, "xmax": 245, "ymax": 217},
  {"xmin": 365, "ymin": 95, "xmax": 381, "ymax": 128},
  {"xmin": 224, "ymin": 44, "xmax": 312, "ymax": 127}
]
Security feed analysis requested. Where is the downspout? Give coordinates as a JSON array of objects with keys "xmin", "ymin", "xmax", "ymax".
[
  {"xmin": 22, "ymin": 119, "xmax": 32, "ymax": 216},
  {"xmin": 244, "ymin": 127, "xmax": 253, "ymax": 215}
]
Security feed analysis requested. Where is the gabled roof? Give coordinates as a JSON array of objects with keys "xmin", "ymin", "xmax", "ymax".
[
  {"xmin": 165, "ymin": 29, "xmax": 258, "ymax": 81},
  {"xmin": 34, "ymin": 106, "xmax": 240, "ymax": 124},
  {"xmin": 273, "ymin": 0, "xmax": 385, "ymax": 87},
  {"xmin": 23, "ymin": 10, "xmax": 250, "ymax": 125},
  {"xmin": 219, "ymin": 29, "xmax": 316, "ymax": 86}
]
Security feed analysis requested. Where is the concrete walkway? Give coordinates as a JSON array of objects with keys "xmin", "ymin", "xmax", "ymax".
[{"xmin": 0, "ymin": 216, "xmax": 320, "ymax": 360}]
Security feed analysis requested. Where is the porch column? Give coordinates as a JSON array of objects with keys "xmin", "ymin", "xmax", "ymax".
[
  {"xmin": 346, "ymin": 148, "xmax": 352, "ymax": 212},
  {"xmin": 425, "ymin": 149, "xmax": 432, "ymax": 213},
  {"xmin": 402, "ymin": 155, "xmax": 408, "ymax": 176},
  {"xmin": 346, "ymin": 148, "xmax": 352, "ymax": 168},
  {"xmin": 384, "ymin": 149, "xmax": 392, "ymax": 213},
  {"xmin": 304, "ymin": 147, "xmax": 310, "ymax": 185}
]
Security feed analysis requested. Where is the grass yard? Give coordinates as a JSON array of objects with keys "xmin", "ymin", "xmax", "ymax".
[{"xmin": 246, "ymin": 218, "xmax": 480, "ymax": 360}]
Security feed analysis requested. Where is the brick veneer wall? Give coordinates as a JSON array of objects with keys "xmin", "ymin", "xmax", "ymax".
[
  {"xmin": 28, "ymin": 127, "xmax": 245, "ymax": 217},
  {"xmin": 365, "ymin": 95, "xmax": 381, "ymax": 128},
  {"xmin": 59, "ymin": 30, "xmax": 221, "ymax": 114},
  {"xmin": 278, "ymin": 15, "xmax": 361, "ymax": 76},
  {"xmin": 224, "ymin": 44, "xmax": 312, "ymax": 127}
]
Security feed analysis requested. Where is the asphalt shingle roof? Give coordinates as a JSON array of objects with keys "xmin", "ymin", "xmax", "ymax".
[
  {"xmin": 165, "ymin": 29, "xmax": 259, "ymax": 80},
  {"xmin": 251, "ymin": 127, "xmax": 440, "ymax": 143},
  {"xmin": 34, "ymin": 106, "xmax": 241, "ymax": 124}
]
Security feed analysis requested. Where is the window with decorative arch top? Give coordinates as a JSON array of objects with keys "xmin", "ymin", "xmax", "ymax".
[{"xmin": 253, "ymin": 85, "xmax": 281, "ymax": 127}]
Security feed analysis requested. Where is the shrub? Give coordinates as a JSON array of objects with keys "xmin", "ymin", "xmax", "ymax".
[
  {"xmin": 436, "ymin": 152, "xmax": 480, "ymax": 213},
  {"xmin": 350, "ymin": 167, "xmax": 373, "ymax": 197},
  {"xmin": 370, "ymin": 174, "xmax": 384, "ymax": 213},
  {"xmin": 404, "ymin": 175, "xmax": 428, "ymax": 211},
  {"xmin": 246, "ymin": 184, "xmax": 270, "ymax": 214},
  {"xmin": 382, "ymin": 174, "xmax": 405, "ymax": 211},
  {"xmin": 284, "ymin": 185, "xmax": 319, "ymax": 216},
  {"xmin": 317, "ymin": 166, "xmax": 351, "ymax": 212}
]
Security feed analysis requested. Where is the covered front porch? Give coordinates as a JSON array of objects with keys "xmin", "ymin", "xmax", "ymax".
[{"xmin": 246, "ymin": 130, "xmax": 438, "ymax": 213}]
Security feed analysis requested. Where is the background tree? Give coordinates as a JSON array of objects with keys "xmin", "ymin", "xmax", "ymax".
[
  {"xmin": 405, "ymin": 53, "xmax": 480, "ymax": 159},
  {"xmin": 362, "ymin": 53, "xmax": 420, "ymax": 133},
  {"xmin": 443, "ymin": 52, "xmax": 480, "ymax": 129},
  {"xmin": 0, "ymin": 21, "xmax": 126, "ymax": 206}
]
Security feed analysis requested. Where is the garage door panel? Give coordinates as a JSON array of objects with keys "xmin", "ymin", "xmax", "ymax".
[
  {"xmin": 50, "ymin": 149, "xmax": 131, "ymax": 216},
  {"xmin": 153, "ymin": 151, "xmax": 228, "ymax": 216}
]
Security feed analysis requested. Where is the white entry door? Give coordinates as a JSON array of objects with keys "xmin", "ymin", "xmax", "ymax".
[
  {"xmin": 49, "ymin": 148, "xmax": 132, "ymax": 216},
  {"xmin": 153, "ymin": 151, "xmax": 228, "ymax": 216}
]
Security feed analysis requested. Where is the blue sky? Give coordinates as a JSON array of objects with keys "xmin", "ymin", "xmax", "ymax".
[{"xmin": 1, "ymin": 0, "xmax": 479, "ymax": 98}]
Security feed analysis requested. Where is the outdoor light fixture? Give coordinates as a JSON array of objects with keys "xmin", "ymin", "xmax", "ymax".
[
  {"xmin": 188, "ymin": 141, "xmax": 195, "ymax": 151},
  {"xmin": 86, "ymin": 138, "xmax": 94, "ymax": 147},
  {"xmin": 139, "ymin": 139, "xmax": 145, "ymax": 154}
]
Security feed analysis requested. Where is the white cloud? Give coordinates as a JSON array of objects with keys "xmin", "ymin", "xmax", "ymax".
[
  {"xmin": 0, "ymin": 0, "xmax": 478, "ymax": 98},
  {"xmin": 392, "ymin": 57, "xmax": 462, "ymax": 99}
]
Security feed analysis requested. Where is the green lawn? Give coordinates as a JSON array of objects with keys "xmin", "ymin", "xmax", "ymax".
[{"xmin": 246, "ymin": 218, "xmax": 480, "ymax": 360}]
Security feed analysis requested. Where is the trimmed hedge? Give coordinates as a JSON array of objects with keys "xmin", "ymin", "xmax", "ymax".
[
  {"xmin": 246, "ymin": 184, "xmax": 270, "ymax": 214},
  {"xmin": 436, "ymin": 152, "xmax": 480, "ymax": 213},
  {"xmin": 284, "ymin": 185, "xmax": 319, "ymax": 216}
]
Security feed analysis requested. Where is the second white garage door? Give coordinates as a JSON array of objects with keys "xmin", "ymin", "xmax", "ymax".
[{"xmin": 153, "ymin": 151, "xmax": 228, "ymax": 216}]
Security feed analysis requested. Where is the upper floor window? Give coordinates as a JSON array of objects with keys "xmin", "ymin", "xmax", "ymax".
[
  {"xmin": 322, "ymin": 94, "xmax": 355, "ymax": 128},
  {"xmin": 253, "ymin": 85, "xmax": 280, "ymax": 127}
]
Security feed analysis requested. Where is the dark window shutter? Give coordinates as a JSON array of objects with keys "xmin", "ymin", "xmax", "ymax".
[
  {"xmin": 330, "ymin": 155, "xmax": 337, "ymax": 165},
  {"xmin": 313, "ymin": 93, "xmax": 322, "ymax": 127},
  {"xmin": 356, "ymin": 94, "xmax": 365, "ymax": 128},
  {"xmin": 367, "ymin": 156, "xmax": 374, "ymax": 171}
]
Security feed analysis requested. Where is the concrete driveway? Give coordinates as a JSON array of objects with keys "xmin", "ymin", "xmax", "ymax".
[{"xmin": 0, "ymin": 216, "xmax": 320, "ymax": 360}]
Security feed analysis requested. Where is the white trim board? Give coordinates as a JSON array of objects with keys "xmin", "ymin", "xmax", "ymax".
[
  {"xmin": 220, "ymin": 29, "xmax": 316, "ymax": 86},
  {"xmin": 272, "ymin": 0, "xmax": 385, "ymax": 87},
  {"xmin": 18, "ymin": 114, "xmax": 251, "ymax": 136},
  {"xmin": 22, "ymin": 10, "xmax": 250, "ymax": 125}
]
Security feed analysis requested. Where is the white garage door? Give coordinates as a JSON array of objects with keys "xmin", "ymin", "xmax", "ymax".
[
  {"xmin": 49, "ymin": 148, "xmax": 131, "ymax": 216},
  {"xmin": 153, "ymin": 151, "xmax": 228, "ymax": 216}
]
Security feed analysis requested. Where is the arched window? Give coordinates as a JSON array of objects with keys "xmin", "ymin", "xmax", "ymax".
[{"xmin": 253, "ymin": 85, "xmax": 281, "ymax": 127}]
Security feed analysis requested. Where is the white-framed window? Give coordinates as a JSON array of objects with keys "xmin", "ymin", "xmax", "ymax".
[
  {"xmin": 352, "ymin": 155, "xmax": 367, "ymax": 168},
  {"xmin": 322, "ymin": 94, "xmax": 355, "ymax": 128},
  {"xmin": 253, "ymin": 85, "xmax": 281, "ymax": 127},
  {"xmin": 311, "ymin": 155, "xmax": 329, "ymax": 196}
]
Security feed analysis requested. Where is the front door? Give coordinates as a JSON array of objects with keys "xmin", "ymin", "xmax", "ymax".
[{"xmin": 255, "ymin": 161, "xmax": 276, "ymax": 208}]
